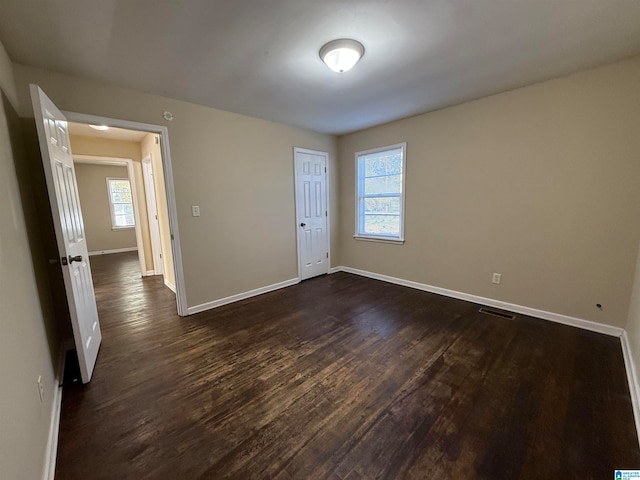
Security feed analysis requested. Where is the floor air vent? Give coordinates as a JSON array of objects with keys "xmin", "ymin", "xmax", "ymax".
[{"xmin": 478, "ymin": 307, "xmax": 516, "ymax": 320}]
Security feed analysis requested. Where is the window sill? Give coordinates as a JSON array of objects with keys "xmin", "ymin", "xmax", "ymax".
[
  {"xmin": 112, "ymin": 226, "xmax": 135, "ymax": 231},
  {"xmin": 353, "ymin": 235, "xmax": 404, "ymax": 245}
]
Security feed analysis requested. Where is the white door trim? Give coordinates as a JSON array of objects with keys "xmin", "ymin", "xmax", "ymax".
[
  {"xmin": 73, "ymin": 155, "xmax": 146, "ymax": 276},
  {"xmin": 141, "ymin": 154, "xmax": 164, "ymax": 276},
  {"xmin": 293, "ymin": 147, "xmax": 331, "ymax": 280},
  {"xmin": 64, "ymin": 111, "xmax": 188, "ymax": 317}
]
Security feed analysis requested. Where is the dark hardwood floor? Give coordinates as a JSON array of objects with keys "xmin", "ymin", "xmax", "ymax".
[{"xmin": 55, "ymin": 251, "xmax": 640, "ymax": 479}]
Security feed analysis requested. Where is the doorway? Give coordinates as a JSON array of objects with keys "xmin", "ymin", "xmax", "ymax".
[
  {"xmin": 72, "ymin": 155, "xmax": 146, "ymax": 272},
  {"xmin": 64, "ymin": 111, "xmax": 187, "ymax": 316},
  {"xmin": 68, "ymin": 125, "xmax": 175, "ymax": 297}
]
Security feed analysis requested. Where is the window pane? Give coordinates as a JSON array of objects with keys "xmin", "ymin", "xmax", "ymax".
[
  {"xmin": 111, "ymin": 180, "xmax": 130, "ymax": 191},
  {"xmin": 364, "ymin": 157, "xmax": 387, "ymax": 177},
  {"xmin": 111, "ymin": 191, "xmax": 132, "ymax": 203},
  {"xmin": 364, "ymin": 174, "xmax": 402, "ymax": 195},
  {"xmin": 363, "ymin": 150, "xmax": 403, "ymax": 177},
  {"xmin": 122, "ymin": 204, "xmax": 134, "ymax": 216},
  {"xmin": 385, "ymin": 154, "xmax": 402, "ymax": 175},
  {"xmin": 114, "ymin": 214, "xmax": 135, "ymax": 227},
  {"xmin": 112, "ymin": 204, "xmax": 134, "ymax": 217},
  {"xmin": 363, "ymin": 214, "xmax": 400, "ymax": 235},
  {"xmin": 363, "ymin": 196, "xmax": 400, "ymax": 214}
]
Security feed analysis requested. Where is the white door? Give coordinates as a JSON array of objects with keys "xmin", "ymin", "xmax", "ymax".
[
  {"xmin": 142, "ymin": 157, "xmax": 163, "ymax": 275},
  {"xmin": 31, "ymin": 85, "xmax": 101, "ymax": 384},
  {"xmin": 294, "ymin": 148, "xmax": 329, "ymax": 280}
]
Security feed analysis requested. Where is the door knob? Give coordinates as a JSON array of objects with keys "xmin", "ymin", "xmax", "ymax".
[
  {"xmin": 300, "ymin": 223, "xmax": 306, "ymax": 227},
  {"xmin": 69, "ymin": 255, "xmax": 83, "ymax": 264}
]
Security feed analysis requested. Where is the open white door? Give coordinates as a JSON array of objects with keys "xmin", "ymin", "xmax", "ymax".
[
  {"xmin": 294, "ymin": 148, "xmax": 329, "ymax": 280},
  {"xmin": 31, "ymin": 85, "xmax": 101, "ymax": 384}
]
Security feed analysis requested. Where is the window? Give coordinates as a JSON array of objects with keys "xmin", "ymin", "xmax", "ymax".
[
  {"xmin": 106, "ymin": 178, "xmax": 135, "ymax": 229},
  {"xmin": 355, "ymin": 143, "xmax": 406, "ymax": 243}
]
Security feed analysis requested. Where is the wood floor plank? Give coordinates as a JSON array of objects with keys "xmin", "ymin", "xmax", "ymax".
[{"xmin": 54, "ymin": 252, "xmax": 640, "ymax": 479}]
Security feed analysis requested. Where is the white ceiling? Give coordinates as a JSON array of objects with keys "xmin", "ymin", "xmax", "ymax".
[
  {"xmin": 68, "ymin": 122, "xmax": 148, "ymax": 142},
  {"xmin": 1, "ymin": 0, "xmax": 640, "ymax": 135}
]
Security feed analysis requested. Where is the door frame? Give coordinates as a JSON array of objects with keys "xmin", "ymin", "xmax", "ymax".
[
  {"xmin": 293, "ymin": 147, "xmax": 331, "ymax": 280},
  {"xmin": 64, "ymin": 111, "xmax": 188, "ymax": 317},
  {"xmin": 141, "ymin": 154, "xmax": 164, "ymax": 276},
  {"xmin": 73, "ymin": 155, "xmax": 148, "ymax": 275}
]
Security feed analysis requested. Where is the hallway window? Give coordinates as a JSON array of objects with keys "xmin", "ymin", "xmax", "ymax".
[{"xmin": 106, "ymin": 178, "xmax": 135, "ymax": 229}]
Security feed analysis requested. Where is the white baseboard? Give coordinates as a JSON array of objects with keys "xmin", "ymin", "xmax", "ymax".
[
  {"xmin": 187, "ymin": 277, "xmax": 300, "ymax": 315},
  {"xmin": 331, "ymin": 266, "xmax": 623, "ymax": 337},
  {"xmin": 621, "ymin": 331, "xmax": 640, "ymax": 446},
  {"xmin": 88, "ymin": 247, "xmax": 138, "ymax": 256},
  {"xmin": 42, "ymin": 344, "xmax": 67, "ymax": 480},
  {"xmin": 164, "ymin": 278, "xmax": 176, "ymax": 293},
  {"xmin": 143, "ymin": 270, "xmax": 155, "ymax": 277}
]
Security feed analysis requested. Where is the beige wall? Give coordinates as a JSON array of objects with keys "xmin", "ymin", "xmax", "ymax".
[
  {"xmin": 141, "ymin": 133, "xmax": 175, "ymax": 287},
  {"xmin": 75, "ymin": 163, "xmax": 137, "ymax": 252},
  {"xmin": 338, "ymin": 56, "xmax": 640, "ymax": 328},
  {"xmin": 0, "ymin": 40, "xmax": 60, "ymax": 480},
  {"xmin": 0, "ymin": 39, "xmax": 16, "ymax": 107},
  {"xmin": 13, "ymin": 63, "xmax": 338, "ymax": 308},
  {"xmin": 69, "ymin": 135, "xmax": 153, "ymax": 271}
]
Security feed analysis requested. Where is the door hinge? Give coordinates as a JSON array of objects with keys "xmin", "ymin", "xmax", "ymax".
[
  {"xmin": 159, "ymin": 253, "xmax": 162, "ymax": 258},
  {"xmin": 171, "ymin": 234, "xmax": 174, "ymax": 240},
  {"xmin": 325, "ymin": 210, "xmax": 327, "ymax": 217},
  {"xmin": 326, "ymin": 252, "xmax": 328, "ymax": 258},
  {"xmin": 324, "ymin": 167, "xmax": 327, "ymax": 173}
]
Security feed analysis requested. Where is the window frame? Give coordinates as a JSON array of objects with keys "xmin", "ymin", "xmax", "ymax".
[
  {"xmin": 106, "ymin": 177, "xmax": 136, "ymax": 230},
  {"xmin": 354, "ymin": 142, "xmax": 407, "ymax": 244}
]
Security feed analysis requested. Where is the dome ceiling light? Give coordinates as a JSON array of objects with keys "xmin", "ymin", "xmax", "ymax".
[
  {"xmin": 319, "ymin": 39, "xmax": 365, "ymax": 73},
  {"xmin": 89, "ymin": 124, "xmax": 109, "ymax": 131}
]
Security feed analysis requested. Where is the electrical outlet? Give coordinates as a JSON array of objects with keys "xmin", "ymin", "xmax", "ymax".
[
  {"xmin": 191, "ymin": 205, "xmax": 200, "ymax": 217},
  {"xmin": 492, "ymin": 273, "xmax": 502, "ymax": 285},
  {"xmin": 37, "ymin": 376, "xmax": 44, "ymax": 403}
]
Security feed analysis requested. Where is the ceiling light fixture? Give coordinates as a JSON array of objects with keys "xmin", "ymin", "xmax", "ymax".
[
  {"xmin": 89, "ymin": 124, "xmax": 109, "ymax": 131},
  {"xmin": 319, "ymin": 39, "xmax": 364, "ymax": 73}
]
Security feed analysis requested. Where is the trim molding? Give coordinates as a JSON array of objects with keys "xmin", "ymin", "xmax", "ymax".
[
  {"xmin": 42, "ymin": 344, "xmax": 67, "ymax": 480},
  {"xmin": 89, "ymin": 247, "xmax": 138, "ymax": 256},
  {"xmin": 331, "ymin": 266, "xmax": 623, "ymax": 337},
  {"xmin": 164, "ymin": 278, "xmax": 176, "ymax": 293},
  {"xmin": 187, "ymin": 277, "xmax": 300, "ymax": 315},
  {"xmin": 144, "ymin": 270, "xmax": 155, "ymax": 277},
  {"xmin": 621, "ymin": 331, "xmax": 640, "ymax": 446}
]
